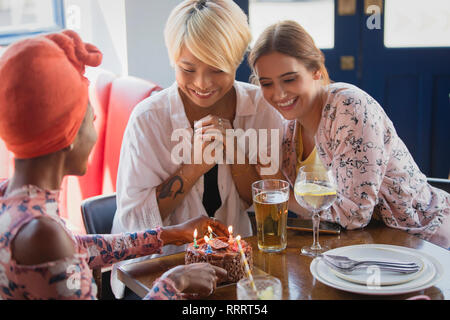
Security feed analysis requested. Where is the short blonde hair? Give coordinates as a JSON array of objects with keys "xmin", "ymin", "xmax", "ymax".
[{"xmin": 164, "ymin": 0, "xmax": 251, "ymax": 74}]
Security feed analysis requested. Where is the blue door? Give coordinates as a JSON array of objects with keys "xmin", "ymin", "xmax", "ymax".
[
  {"xmin": 237, "ymin": 0, "xmax": 450, "ymax": 178},
  {"xmin": 359, "ymin": 0, "xmax": 450, "ymax": 179}
]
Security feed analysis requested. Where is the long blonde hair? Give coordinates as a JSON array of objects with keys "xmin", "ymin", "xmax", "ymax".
[
  {"xmin": 164, "ymin": 0, "xmax": 251, "ymax": 74},
  {"xmin": 248, "ymin": 20, "xmax": 330, "ymax": 85}
]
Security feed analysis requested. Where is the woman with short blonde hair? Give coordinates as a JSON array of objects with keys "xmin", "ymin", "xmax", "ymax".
[{"xmin": 112, "ymin": 0, "xmax": 284, "ymax": 269}]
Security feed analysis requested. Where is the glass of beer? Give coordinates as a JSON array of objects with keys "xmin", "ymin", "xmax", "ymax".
[{"xmin": 252, "ymin": 179, "xmax": 289, "ymax": 252}]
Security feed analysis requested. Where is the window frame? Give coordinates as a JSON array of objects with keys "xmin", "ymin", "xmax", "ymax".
[{"xmin": 0, "ymin": 0, "xmax": 65, "ymax": 46}]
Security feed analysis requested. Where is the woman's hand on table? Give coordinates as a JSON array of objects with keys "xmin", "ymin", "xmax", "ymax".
[
  {"xmin": 160, "ymin": 216, "xmax": 229, "ymax": 245},
  {"xmin": 161, "ymin": 263, "xmax": 227, "ymax": 297}
]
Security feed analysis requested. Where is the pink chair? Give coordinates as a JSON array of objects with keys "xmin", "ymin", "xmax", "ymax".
[{"xmin": 101, "ymin": 76, "xmax": 161, "ymax": 195}]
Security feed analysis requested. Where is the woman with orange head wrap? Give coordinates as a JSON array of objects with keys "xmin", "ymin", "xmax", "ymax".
[{"xmin": 0, "ymin": 30, "xmax": 226, "ymax": 300}]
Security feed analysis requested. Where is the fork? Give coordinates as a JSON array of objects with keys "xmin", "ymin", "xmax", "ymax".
[
  {"xmin": 321, "ymin": 258, "xmax": 420, "ymax": 274},
  {"xmin": 322, "ymin": 254, "xmax": 419, "ymax": 269}
]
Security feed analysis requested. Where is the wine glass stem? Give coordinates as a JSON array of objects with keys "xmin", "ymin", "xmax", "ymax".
[{"xmin": 311, "ymin": 211, "xmax": 321, "ymax": 250}]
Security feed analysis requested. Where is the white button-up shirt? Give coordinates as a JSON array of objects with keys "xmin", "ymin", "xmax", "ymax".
[{"xmin": 112, "ymin": 81, "xmax": 284, "ymax": 238}]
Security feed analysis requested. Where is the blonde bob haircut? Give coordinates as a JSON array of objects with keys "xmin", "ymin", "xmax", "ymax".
[{"xmin": 164, "ymin": 0, "xmax": 251, "ymax": 74}]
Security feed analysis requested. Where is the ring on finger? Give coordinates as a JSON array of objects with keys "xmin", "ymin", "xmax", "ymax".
[{"xmin": 218, "ymin": 118, "xmax": 223, "ymax": 127}]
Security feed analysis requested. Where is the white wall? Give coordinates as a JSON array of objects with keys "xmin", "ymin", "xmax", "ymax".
[
  {"xmin": 125, "ymin": 0, "xmax": 179, "ymax": 87},
  {"xmin": 63, "ymin": 0, "xmax": 178, "ymax": 88}
]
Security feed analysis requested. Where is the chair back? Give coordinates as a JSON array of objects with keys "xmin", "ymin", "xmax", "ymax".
[
  {"xmin": 427, "ymin": 177, "xmax": 450, "ymax": 194},
  {"xmin": 81, "ymin": 194, "xmax": 117, "ymax": 234},
  {"xmin": 102, "ymin": 76, "xmax": 161, "ymax": 194}
]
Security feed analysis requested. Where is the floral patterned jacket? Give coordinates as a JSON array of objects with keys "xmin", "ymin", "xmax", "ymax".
[
  {"xmin": 281, "ymin": 82, "xmax": 449, "ymax": 241},
  {"xmin": 0, "ymin": 180, "xmax": 182, "ymax": 300}
]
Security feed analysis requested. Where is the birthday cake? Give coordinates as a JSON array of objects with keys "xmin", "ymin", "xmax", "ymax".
[{"xmin": 185, "ymin": 236, "xmax": 253, "ymax": 283}]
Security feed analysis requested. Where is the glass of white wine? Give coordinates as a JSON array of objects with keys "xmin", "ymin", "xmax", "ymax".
[{"xmin": 294, "ymin": 164, "xmax": 337, "ymax": 257}]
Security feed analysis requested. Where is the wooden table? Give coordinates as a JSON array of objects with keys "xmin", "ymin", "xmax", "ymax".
[{"xmin": 117, "ymin": 221, "xmax": 449, "ymax": 300}]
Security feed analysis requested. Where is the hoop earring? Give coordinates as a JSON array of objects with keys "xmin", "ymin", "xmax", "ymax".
[{"xmin": 64, "ymin": 144, "xmax": 74, "ymax": 152}]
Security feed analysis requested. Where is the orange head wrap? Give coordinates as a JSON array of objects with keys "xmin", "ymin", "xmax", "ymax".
[{"xmin": 0, "ymin": 30, "xmax": 102, "ymax": 159}]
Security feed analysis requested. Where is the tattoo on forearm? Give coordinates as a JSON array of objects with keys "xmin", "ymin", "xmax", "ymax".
[{"xmin": 158, "ymin": 176, "xmax": 184, "ymax": 199}]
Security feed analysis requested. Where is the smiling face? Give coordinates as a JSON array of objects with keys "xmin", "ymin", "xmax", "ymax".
[
  {"xmin": 175, "ymin": 46, "xmax": 235, "ymax": 108},
  {"xmin": 254, "ymin": 51, "xmax": 322, "ymax": 121}
]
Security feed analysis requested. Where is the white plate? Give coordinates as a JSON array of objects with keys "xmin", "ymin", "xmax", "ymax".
[
  {"xmin": 310, "ymin": 244, "xmax": 443, "ymax": 296},
  {"xmin": 326, "ymin": 246, "xmax": 425, "ymax": 286}
]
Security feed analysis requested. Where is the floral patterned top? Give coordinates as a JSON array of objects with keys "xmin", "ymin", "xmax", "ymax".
[
  {"xmin": 0, "ymin": 180, "xmax": 182, "ymax": 300},
  {"xmin": 281, "ymin": 82, "xmax": 450, "ymax": 242}
]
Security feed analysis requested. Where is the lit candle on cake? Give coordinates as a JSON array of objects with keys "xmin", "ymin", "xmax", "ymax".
[
  {"xmin": 204, "ymin": 235, "xmax": 213, "ymax": 253},
  {"xmin": 208, "ymin": 226, "xmax": 213, "ymax": 239},
  {"xmin": 193, "ymin": 229, "xmax": 199, "ymax": 248},
  {"xmin": 228, "ymin": 226, "xmax": 234, "ymax": 244}
]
